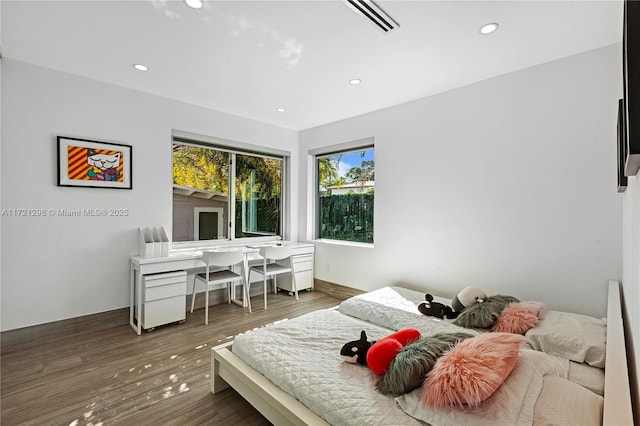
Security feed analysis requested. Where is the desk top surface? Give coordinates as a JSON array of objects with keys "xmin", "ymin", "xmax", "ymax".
[{"xmin": 131, "ymin": 241, "xmax": 314, "ymax": 265}]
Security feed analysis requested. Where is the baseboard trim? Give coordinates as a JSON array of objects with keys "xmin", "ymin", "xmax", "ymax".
[{"xmin": 313, "ymin": 279, "xmax": 364, "ymax": 300}]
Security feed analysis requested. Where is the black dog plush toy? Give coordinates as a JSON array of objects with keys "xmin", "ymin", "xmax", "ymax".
[{"xmin": 418, "ymin": 294, "xmax": 458, "ymax": 319}]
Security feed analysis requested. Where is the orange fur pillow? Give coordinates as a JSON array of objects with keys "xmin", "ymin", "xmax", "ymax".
[
  {"xmin": 421, "ymin": 333, "xmax": 527, "ymax": 408},
  {"xmin": 491, "ymin": 301, "xmax": 543, "ymax": 334}
]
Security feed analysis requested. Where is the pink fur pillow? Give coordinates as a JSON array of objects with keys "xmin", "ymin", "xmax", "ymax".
[
  {"xmin": 421, "ymin": 333, "xmax": 527, "ymax": 408},
  {"xmin": 492, "ymin": 301, "xmax": 544, "ymax": 334}
]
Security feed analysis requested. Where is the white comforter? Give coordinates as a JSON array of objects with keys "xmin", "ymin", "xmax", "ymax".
[
  {"xmin": 232, "ymin": 306, "xmax": 573, "ymax": 426},
  {"xmin": 232, "ymin": 308, "xmax": 424, "ymax": 426},
  {"xmin": 230, "ymin": 286, "xmax": 607, "ymax": 425}
]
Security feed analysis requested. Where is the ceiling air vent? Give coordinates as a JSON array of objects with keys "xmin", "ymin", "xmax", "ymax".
[{"xmin": 345, "ymin": 0, "xmax": 399, "ymax": 33}]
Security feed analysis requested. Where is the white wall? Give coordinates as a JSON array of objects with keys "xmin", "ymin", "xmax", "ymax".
[
  {"xmin": 300, "ymin": 44, "xmax": 623, "ymax": 319},
  {"xmin": 0, "ymin": 59, "xmax": 298, "ymax": 331},
  {"xmin": 622, "ymin": 171, "xmax": 640, "ymax": 416},
  {"xmin": 0, "ymin": 45, "xmax": 627, "ymax": 325}
]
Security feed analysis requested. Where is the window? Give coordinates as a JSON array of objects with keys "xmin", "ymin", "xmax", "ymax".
[
  {"xmin": 172, "ymin": 139, "xmax": 284, "ymax": 242},
  {"xmin": 234, "ymin": 153, "xmax": 282, "ymax": 238},
  {"xmin": 316, "ymin": 146, "xmax": 374, "ymax": 244}
]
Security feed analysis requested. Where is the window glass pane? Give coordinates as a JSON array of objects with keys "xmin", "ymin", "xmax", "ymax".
[
  {"xmin": 172, "ymin": 140, "xmax": 285, "ymax": 243},
  {"xmin": 172, "ymin": 144, "xmax": 230, "ymax": 242},
  {"xmin": 317, "ymin": 147, "xmax": 374, "ymax": 243},
  {"xmin": 234, "ymin": 154, "xmax": 282, "ymax": 238}
]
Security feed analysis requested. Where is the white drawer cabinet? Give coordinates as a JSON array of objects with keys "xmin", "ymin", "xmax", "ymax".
[
  {"xmin": 277, "ymin": 245, "xmax": 315, "ymax": 293},
  {"xmin": 136, "ymin": 271, "xmax": 186, "ymax": 331}
]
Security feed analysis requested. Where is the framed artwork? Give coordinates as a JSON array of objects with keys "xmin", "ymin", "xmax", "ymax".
[
  {"xmin": 617, "ymin": 99, "xmax": 628, "ymax": 193},
  {"xmin": 623, "ymin": 0, "xmax": 640, "ymax": 176},
  {"xmin": 57, "ymin": 136, "xmax": 132, "ymax": 189}
]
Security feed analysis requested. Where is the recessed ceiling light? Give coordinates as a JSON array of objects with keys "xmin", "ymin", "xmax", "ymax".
[
  {"xmin": 349, "ymin": 79, "xmax": 362, "ymax": 85},
  {"xmin": 185, "ymin": 0, "xmax": 203, "ymax": 9},
  {"xmin": 133, "ymin": 64, "xmax": 148, "ymax": 71},
  {"xmin": 276, "ymin": 108, "xmax": 285, "ymax": 113},
  {"xmin": 479, "ymin": 23, "xmax": 499, "ymax": 35}
]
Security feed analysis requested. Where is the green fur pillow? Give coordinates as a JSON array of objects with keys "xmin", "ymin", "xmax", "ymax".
[
  {"xmin": 453, "ymin": 294, "xmax": 520, "ymax": 329},
  {"xmin": 376, "ymin": 332, "xmax": 473, "ymax": 397}
]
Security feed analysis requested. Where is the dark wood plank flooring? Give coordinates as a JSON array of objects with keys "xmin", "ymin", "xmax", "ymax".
[{"xmin": 1, "ymin": 290, "xmax": 343, "ymax": 425}]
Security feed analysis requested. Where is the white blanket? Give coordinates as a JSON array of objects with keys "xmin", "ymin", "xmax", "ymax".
[
  {"xmin": 229, "ymin": 286, "xmax": 609, "ymax": 425},
  {"xmin": 232, "ymin": 309, "xmax": 424, "ymax": 426},
  {"xmin": 232, "ymin": 307, "xmax": 572, "ymax": 426}
]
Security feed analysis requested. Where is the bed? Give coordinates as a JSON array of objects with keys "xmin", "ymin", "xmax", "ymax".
[{"xmin": 210, "ymin": 280, "xmax": 633, "ymax": 425}]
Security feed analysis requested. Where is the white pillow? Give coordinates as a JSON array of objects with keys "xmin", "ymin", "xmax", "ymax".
[{"xmin": 525, "ymin": 311, "xmax": 606, "ymax": 368}]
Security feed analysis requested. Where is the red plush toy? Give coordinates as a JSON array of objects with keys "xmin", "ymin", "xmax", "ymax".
[
  {"xmin": 367, "ymin": 328, "xmax": 421, "ymax": 375},
  {"xmin": 340, "ymin": 328, "xmax": 421, "ymax": 375}
]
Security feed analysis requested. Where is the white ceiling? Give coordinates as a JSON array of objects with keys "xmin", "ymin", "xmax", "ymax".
[{"xmin": 1, "ymin": 0, "xmax": 623, "ymax": 130}]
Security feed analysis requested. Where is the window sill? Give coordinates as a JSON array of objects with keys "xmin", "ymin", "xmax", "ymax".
[
  {"xmin": 312, "ymin": 239, "xmax": 374, "ymax": 249},
  {"xmin": 172, "ymin": 236, "xmax": 282, "ymax": 250}
]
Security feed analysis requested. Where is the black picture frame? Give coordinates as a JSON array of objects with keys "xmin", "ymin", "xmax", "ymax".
[
  {"xmin": 57, "ymin": 136, "xmax": 133, "ymax": 189},
  {"xmin": 618, "ymin": 99, "xmax": 628, "ymax": 193},
  {"xmin": 623, "ymin": 0, "xmax": 640, "ymax": 176}
]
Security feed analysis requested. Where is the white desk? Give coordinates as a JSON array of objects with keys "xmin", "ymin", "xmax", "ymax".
[{"xmin": 129, "ymin": 241, "xmax": 315, "ymax": 335}]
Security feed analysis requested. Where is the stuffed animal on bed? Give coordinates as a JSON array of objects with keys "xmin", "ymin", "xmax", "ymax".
[
  {"xmin": 340, "ymin": 328, "xmax": 421, "ymax": 375},
  {"xmin": 340, "ymin": 330, "xmax": 373, "ymax": 366},
  {"xmin": 451, "ymin": 286, "xmax": 486, "ymax": 314},
  {"xmin": 418, "ymin": 287, "xmax": 487, "ymax": 319},
  {"xmin": 418, "ymin": 294, "xmax": 458, "ymax": 319}
]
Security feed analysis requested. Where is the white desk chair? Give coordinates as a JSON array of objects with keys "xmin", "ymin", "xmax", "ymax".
[
  {"xmin": 247, "ymin": 245, "xmax": 297, "ymax": 312},
  {"xmin": 190, "ymin": 249, "xmax": 246, "ymax": 325}
]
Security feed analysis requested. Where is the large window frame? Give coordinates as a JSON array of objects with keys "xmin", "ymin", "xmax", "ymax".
[
  {"xmin": 313, "ymin": 139, "xmax": 375, "ymax": 245},
  {"xmin": 172, "ymin": 134, "xmax": 288, "ymax": 247}
]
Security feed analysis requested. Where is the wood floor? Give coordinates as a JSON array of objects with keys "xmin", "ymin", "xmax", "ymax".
[{"xmin": 1, "ymin": 290, "xmax": 343, "ymax": 425}]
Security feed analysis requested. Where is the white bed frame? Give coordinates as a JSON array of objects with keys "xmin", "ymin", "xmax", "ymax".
[{"xmin": 211, "ymin": 281, "xmax": 633, "ymax": 426}]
